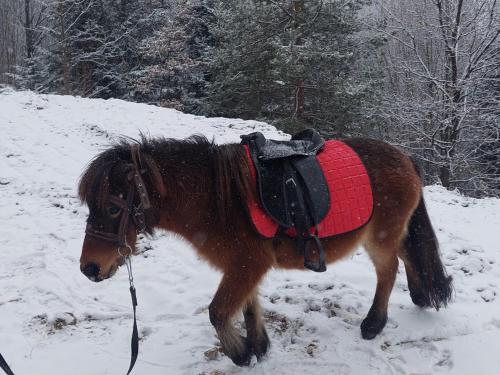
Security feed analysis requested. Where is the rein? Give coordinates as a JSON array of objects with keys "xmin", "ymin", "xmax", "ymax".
[
  {"xmin": 124, "ymin": 255, "xmax": 139, "ymax": 375},
  {"xmin": 0, "ymin": 353, "xmax": 14, "ymax": 375},
  {"xmin": 85, "ymin": 144, "xmax": 150, "ymax": 374}
]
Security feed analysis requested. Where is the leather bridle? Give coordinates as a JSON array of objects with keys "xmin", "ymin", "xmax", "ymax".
[{"xmin": 85, "ymin": 144, "xmax": 151, "ymax": 250}]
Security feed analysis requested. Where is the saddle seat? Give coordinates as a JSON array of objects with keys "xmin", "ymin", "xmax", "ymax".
[{"xmin": 241, "ymin": 129, "xmax": 330, "ymax": 227}]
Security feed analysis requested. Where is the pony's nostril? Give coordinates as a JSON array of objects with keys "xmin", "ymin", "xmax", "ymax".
[{"xmin": 82, "ymin": 263, "xmax": 100, "ymax": 280}]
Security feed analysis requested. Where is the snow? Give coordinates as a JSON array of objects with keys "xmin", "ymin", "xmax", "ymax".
[{"xmin": 1, "ymin": 88, "xmax": 499, "ymax": 375}]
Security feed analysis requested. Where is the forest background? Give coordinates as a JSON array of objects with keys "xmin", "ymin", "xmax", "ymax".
[{"xmin": 1, "ymin": 0, "xmax": 498, "ymax": 196}]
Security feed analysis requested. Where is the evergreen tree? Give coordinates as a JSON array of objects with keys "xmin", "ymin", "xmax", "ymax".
[
  {"xmin": 18, "ymin": 0, "xmax": 171, "ymax": 98},
  {"xmin": 130, "ymin": 0, "xmax": 214, "ymax": 112},
  {"xmin": 203, "ymin": 0, "xmax": 380, "ymax": 136}
]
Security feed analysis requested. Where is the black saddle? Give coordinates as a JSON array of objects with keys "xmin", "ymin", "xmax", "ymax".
[{"xmin": 241, "ymin": 129, "xmax": 330, "ymax": 272}]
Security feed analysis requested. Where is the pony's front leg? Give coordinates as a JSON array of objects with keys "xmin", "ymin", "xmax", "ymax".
[{"xmin": 209, "ymin": 267, "xmax": 268, "ymax": 366}]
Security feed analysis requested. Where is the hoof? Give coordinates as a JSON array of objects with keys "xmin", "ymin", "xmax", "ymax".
[
  {"xmin": 410, "ymin": 290, "xmax": 431, "ymax": 308},
  {"xmin": 361, "ymin": 312, "xmax": 387, "ymax": 340},
  {"xmin": 228, "ymin": 337, "xmax": 253, "ymax": 367},
  {"xmin": 253, "ymin": 330, "xmax": 270, "ymax": 361}
]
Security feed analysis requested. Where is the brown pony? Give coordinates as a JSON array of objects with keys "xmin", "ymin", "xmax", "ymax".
[{"xmin": 78, "ymin": 135, "xmax": 452, "ymax": 366}]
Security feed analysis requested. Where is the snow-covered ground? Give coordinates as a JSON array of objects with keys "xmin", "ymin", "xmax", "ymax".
[{"xmin": 1, "ymin": 89, "xmax": 499, "ymax": 375}]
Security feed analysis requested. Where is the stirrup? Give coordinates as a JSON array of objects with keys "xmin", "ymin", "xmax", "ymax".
[{"xmin": 303, "ymin": 234, "xmax": 327, "ymax": 272}]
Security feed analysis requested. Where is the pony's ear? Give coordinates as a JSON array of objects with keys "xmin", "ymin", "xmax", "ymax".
[{"xmin": 142, "ymin": 154, "xmax": 167, "ymax": 198}]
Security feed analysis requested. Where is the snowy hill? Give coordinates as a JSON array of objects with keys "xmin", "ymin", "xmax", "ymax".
[{"xmin": 1, "ymin": 89, "xmax": 499, "ymax": 375}]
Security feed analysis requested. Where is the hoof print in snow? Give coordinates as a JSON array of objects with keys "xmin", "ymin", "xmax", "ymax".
[
  {"xmin": 29, "ymin": 313, "xmax": 48, "ymax": 327},
  {"xmin": 476, "ymin": 287, "xmax": 496, "ymax": 302},
  {"xmin": 268, "ymin": 293, "xmax": 281, "ymax": 303},
  {"xmin": 380, "ymin": 341, "xmax": 391, "ymax": 351},
  {"xmin": 433, "ymin": 350, "xmax": 453, "ymax": 371},
  {"xmin": 307, "ymin": 283, "xmax": 334, "ymax": 292},
  {"xmin": 264, "ymin": 311, "xmax": 291, "ymax": 334},
  {"xmin": 86, "ymin": 123, "xmax": 110, "ymax": 138},
  {"xmin": 322, "ymin": 298, "xmax": 340, "ymax": 318},
  {"xmin": 199, "ymin": 370, "xmax": 226, "ymax": 375},
  {"xmin": 51, "ymin": 312, "xmax": 77, "ymax": 332},
  {"xmin": 27, "ymin": 312, "xmax": 77, "ymax": 334},
  {"xmin": 306, "ymin": 342, "xmax": 318, "ymax": 357},
  {"xmin": 457, "ymin": 258, "xmax": 489, "ymax": 276},
  {"xmin": 284, "ymin": 295, "xmax": 300, "ymax": 304},
  {"xmin": 211, "ymin": 371, "xmax": 226, "ymax": 375},
  {"xmin": 304, "ymin": 299, "xmax": 322, "ymax": 313}
]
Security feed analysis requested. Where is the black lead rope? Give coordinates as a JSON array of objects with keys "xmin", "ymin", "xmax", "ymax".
[
  {"xmin": 124, "ymin": 255, "xmax": 139, "ymax": 375},
  {"xmin": 0, "ymin": 353, "xmax": 15, "ymax": 375},
  {"xmin": 1, "ymin": 262, "xmax": 139, "ymax": 375}
]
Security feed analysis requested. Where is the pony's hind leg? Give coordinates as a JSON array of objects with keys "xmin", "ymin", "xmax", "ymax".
[
  {"xmin": 362, "ymin": 240, "xmax": 400, "ymax": 340},
  {"xmin": 243, "ymin": 291, "xmax": 270, "ymax": 360},
  {"xmin": 209, "ymin": 266, "xmax": 268, "ymax": 366},
  {"xmin": 399, "ymin": 252, "xmax": 429, "ymax": 307}
]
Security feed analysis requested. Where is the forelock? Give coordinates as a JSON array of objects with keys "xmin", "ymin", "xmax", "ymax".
[{"xmin": 78, "ymin": 147, "xmax": 129, "ymax": 209}]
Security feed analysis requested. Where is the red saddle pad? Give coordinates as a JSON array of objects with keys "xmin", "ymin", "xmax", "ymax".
[{"xmin": 244, "ymin": 140, "xmax": 373, "ymax": 238}]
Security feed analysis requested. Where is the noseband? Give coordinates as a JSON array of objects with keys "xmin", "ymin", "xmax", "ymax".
[{"xmin": 85, "ymin": 144, "xmax": 151, "ymax": 250}]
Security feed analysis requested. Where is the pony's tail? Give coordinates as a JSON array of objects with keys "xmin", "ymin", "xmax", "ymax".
[{"xmin": 403, "ymin": 189, "xmax": 453, "ymax": 310}]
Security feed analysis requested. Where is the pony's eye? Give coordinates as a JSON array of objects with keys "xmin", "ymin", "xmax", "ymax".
[{"xmin": 107, "ymin": 205, "xmax": 121, "ymax": 218}]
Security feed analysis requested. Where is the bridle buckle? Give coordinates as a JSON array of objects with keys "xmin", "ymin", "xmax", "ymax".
[{"xmin": 118, "ymin": 244, "xmax": 134, "ymax": 258}]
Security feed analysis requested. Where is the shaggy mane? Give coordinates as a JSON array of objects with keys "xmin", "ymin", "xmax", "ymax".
[{"xmin": 78, "ymin": 135, "xmax": 251, "ymax": 224}]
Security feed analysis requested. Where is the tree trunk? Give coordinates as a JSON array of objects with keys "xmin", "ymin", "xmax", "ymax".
[
  {"xmin": 439, "ymin": 165, "xmax": 451, "ymax": 188},
  {"xmin": 58, "ymin": 2, "xmax": 70, "ymax": 94},
  {"xmin": 437, "ymin": 0, "xmax": 464, "ymax": 190},
  {"xmin": 25, "ymin": 0, "xmax": 33, "ymax": 59},
  {"xmin": 291, "ymin": 1, "xmax": 305, "ymax": 120},
  {"xmin": 294, "ymin": 79, "xmax": 304, "ymax": 119}
]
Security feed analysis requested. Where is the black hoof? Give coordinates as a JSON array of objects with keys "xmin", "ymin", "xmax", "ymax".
[
  {"xmin": 229, "ymin": 337, "xmax": 253, "ymax": 367},
  {"xmin": 360, "ymin": 312, "xmax": 387, "ymax": 340},
  {"xmin": 410, "ymin": 290, "xmax": 431, "ymax": 308},
  {"xmin": 252, "ymin": 330, "xmax": 270, "ymax": 361}
]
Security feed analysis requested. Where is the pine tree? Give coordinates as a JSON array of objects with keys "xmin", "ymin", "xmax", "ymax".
[
  {"xmin": 203, "ymin": 0, "xmax": 380, "ymax": 136},
  {"xmin": 130, "ymin": 0, "xmax": 214, "ymax": 112},
  {"xmin": 18, "ymin": 0, "xmax": 172, "ymax": 98}
]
